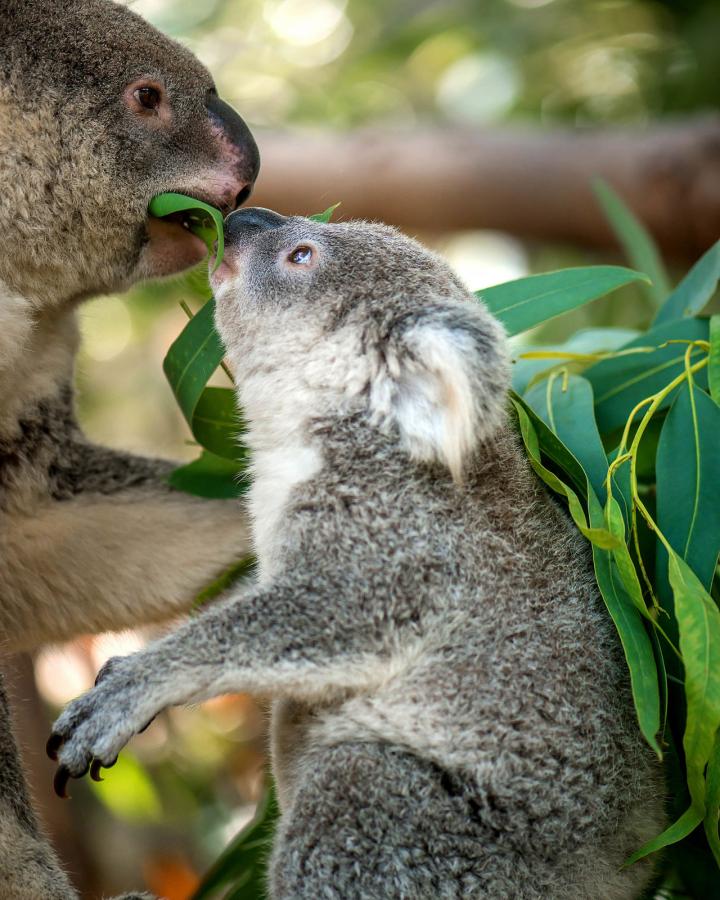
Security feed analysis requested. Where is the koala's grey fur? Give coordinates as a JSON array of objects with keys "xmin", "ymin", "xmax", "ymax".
[
  {"xmin": 0, "ymin": 0, "xmax": 258, "ymax": 895},
  {"xmin": 51, "ymin": 212, "xmax": 665, "ymax": 898}
]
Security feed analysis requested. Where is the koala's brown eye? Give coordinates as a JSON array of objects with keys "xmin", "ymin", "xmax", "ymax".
[
  {"xmin": 289, "ymin": 246, "xmax": 313, "ymax": 265},
  {"xmin": 134, "ymin": 86, "xmax": 161, "ymax": 110}
]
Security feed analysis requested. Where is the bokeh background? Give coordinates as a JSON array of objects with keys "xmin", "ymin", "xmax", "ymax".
[{"xmin": 7, "ymin": 0, "xmax": 719, "ymax": 896}]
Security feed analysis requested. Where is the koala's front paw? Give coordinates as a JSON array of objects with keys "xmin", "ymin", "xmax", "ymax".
[
  {"xmin": 47, "ymin": 654, "xmax": 159, "ymax": 798},
  {"xmin": 110, "ymin": 894, "xmax": 157, "ymax": 899}
]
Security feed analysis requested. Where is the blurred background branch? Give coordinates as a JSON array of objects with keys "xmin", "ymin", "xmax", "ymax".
[{"xmin": 251, "ymin": 117, "xmax": 720, "ymax": 262}]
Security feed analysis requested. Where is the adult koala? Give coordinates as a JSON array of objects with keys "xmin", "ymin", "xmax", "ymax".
[{"xmin": 0, "ymin": 0, "xmax": 258, "ymax": 896}]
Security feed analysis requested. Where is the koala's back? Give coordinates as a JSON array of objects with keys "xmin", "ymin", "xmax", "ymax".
[{"xmin": 271, "ymin": 419, "xmax": 664, "ymax": 897}]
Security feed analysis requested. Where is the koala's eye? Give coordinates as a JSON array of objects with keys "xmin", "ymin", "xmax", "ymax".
[
  {"xmin": 134, "ymin": 86, "xmax": 161, "ymax": 111},
  {"xmin": 288, "ymin": 246, "xmax": 314, "ymax": 266}
]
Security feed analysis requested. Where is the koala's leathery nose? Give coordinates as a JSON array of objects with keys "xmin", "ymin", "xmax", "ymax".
[
  {"xmin": 205, "ymin": 94, "xmax": 260, "ymax": 211},
  {"xmin": 224, "ymin": 207, "xmax": 289, "ymax": 247}
]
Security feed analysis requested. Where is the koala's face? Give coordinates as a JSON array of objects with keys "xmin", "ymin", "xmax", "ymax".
[
  {"xmin": 213, "ymin": 209, "xmax": 510, "ymax": 481},
  {"xmin": 212, "ymin": 207, "xmax": 470, "ymax": 331},
  {"xmin": 0, "ymin": 0, "xmax": 259, "ymax": 302}
]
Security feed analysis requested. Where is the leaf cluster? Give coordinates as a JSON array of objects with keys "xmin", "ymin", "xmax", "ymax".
[{"xmin": 497, "ymin": 185, "xmax": 720, "ymax": 896}]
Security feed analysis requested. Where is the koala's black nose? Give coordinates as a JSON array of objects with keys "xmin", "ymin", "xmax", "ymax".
[
  {"xmin": 205, "ymin": 94, "xmax": 260, "ymax": 213},
  {"xmin": 225, "ymin": 208, "xmax": 288, "ymax": 246}
]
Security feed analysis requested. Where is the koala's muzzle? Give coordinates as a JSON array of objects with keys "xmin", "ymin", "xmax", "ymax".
[
  {"xmin": 225, "ymin": 207, "xmax": 288, "ymax": 247},
  {"xmin": 206, "ymin": 95, "xmax": 260, "ymax": 208}
]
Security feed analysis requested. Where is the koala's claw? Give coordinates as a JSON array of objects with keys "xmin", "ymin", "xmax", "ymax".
[
  {"xmin": 45, "ymin": 732, "xmax": 63, "ymax": 761},
  {"xmin": 53, "ymin": 760, "xmax": 89, "ymax": 798},
  {"xmin": 49, "ymin": 737, "xmax": 120, "ymax": 795},
  {"xmin": 47, "ymin": 653, "xmax": 164, "ymax": 799},
  {"xmin": 53, "ymin": 766, "xmax": 72, "ymax": 799}
]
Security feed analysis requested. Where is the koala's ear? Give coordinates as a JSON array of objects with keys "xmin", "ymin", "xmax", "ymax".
[{"xmin": 369, "ymin": 303, "xmax": 509, "ymax": 482}]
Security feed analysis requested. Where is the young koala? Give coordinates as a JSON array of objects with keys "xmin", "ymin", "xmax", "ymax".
[{"xmin": 49, "ymin": 210, "xmax": 665, "ymax": 899}]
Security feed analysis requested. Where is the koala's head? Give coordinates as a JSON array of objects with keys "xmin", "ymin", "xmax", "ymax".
[
  {"xmin": 212, "ymin": 209, "xmax": 510, "ymax": 482},
  {"xmin": 0, "ymin": 0, "xmax": 259, "ymax": 305}
]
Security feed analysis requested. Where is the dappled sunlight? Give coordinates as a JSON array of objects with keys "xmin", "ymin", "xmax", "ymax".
[
  {"xmin": 436, "ymin": 52, "xmax": 522, "ymax": 124},
  {"xmin": 438, "ymin": 231, "xmax": 529, "ymax": 293}
]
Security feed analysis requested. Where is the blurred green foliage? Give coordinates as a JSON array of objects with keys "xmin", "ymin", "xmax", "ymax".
[{"xmin": 137, "ymin": 0, "xmax": 719, "ymax": 128}]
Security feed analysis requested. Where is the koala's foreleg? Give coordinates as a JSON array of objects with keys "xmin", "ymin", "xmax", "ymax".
[
  {"xmin": 0, "ymin": 445, "xmax": 250, "ymax": 650},
  {"xmin": 48, "ymin": 580, "xmax": 386, "ymax": 787}
]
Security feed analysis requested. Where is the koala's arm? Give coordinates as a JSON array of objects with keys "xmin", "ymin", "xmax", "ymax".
[
  {"xmin": 48, "ymin": 576, "xmax": 389, "ymax": 782},
  {"xmin": 0, "ymin": 442, "xmax": 250, "ymax": 650}
]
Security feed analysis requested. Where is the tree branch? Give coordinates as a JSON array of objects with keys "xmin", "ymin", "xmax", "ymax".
[{"xmin": 251, "ymin": 118, "xmax": 720, "ymax": 262}]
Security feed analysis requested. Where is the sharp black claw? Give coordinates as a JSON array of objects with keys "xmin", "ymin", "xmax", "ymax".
[
  {"xmin": 105, "ymin": 755, "xmax": 118, "ymax": 769},
  {"xmin": 53, "ymin": 766, "xmax": 72, "ymax": 799},
  {"xmin": 90, "ymin": 759, "xmax": 104, "ymax": 782},
  {"xmin": 46, "ymin": 733, "xmax": 63, "ymax": 761}
]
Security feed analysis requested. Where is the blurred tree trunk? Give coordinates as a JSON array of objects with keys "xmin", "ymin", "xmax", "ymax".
[{"xmin": 251, "ymin": 117, "xmax": 720, "ymax": 263}]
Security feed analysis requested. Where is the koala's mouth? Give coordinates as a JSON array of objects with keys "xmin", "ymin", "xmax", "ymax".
[
  {"xmin": 144, "ymin": 213, "xmax": 208, "ymax": 277},
  {"xmin": 142, "ymin": 186, "xmax": 253, "ymax": 279},
  {"xmin": 158, "ymin": 208, "xmax": 203, "ymax": 232}
]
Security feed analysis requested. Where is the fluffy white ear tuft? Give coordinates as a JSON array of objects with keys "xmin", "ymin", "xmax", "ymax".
[{"xmin": 370, "ymin": 303, "xmax": 509, "ymax": 482}]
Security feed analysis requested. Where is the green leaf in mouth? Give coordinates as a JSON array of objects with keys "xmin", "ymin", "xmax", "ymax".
[{"xmin": 148, "ymin": 192, "xmax": 225, "ymax": 272}]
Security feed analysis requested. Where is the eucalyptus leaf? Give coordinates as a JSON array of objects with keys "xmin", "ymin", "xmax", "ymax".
[
  {"xmin": 656, "ymin": 384, "xmax": 720, "ymax": 599},
  {"xmin": 669, "ymin": 552, "xmax": 720, "ymax": 811},
  {"xmin": 709, "ymin": 314, "xmax": 720, "ymax": 406},
  {"xmin": 511, "ymin": 328, "xmax": 640, "ymax": 395},
  {"xmin": 193, "ymin": 782, "xmax": 279, "ymax": 900},
  {"xmin": 524, "ymin": 374, "xmax": 608, "ymax": 502},
  {"xmin": 585, "ymin": 317, "xmax": 710, "ymax": 433},
  {"xmin": 161, "ymin": 299, "xmax": 246, "ymax": 463},
  {"xmin": 310, "ymin": 202, "xmax": 341, "ymax": 223},
  {"xmin": 478, "ymin": 266, "xmax": 650, "ymax": 337},
  {"xmin": 626, "ymin": 806, "xmax": 703, "ymax": 866},
  {"xmin": 512, "ymin": 350, "xmax": 562, "ymax": 395},
  {"xmin": 604, "ymin": 495, "xmax": 653, "ymax": 621},
  {"xmin": 163, "ymin": 299, "xmax": 225, "ymax": 425},
  {"xmin": 510, "ymin": 398, "xmax": 618, "ymax": 549},
  {"xmin": 654, "ymin": 239, "xmax": 720, "ymax": 326},
  {"xmin": 593, "ymin": 179, "xmax": 671, "ymax": 305},
  {"xmin": 509, "ymin": 391, "xmax": 588, "ymax": 499},
  {"xmin": 704, "ymin": 729, "xmax": 720, "ymax": 868},
  {"xmin": 148, "ymin": 192, "xmax": 225, "ymax": 271},
  {"xmin": 607, "ymin": 445, "xmax": 633, "ymax": 530},
  {"xmin": 561, "ymin": 327, "xmax": 642, "ymax": 354},
  {"xmin": 194, "ymin": 555, "xmax": 256, "ymax": 609},
  {"xmin": 192, "ymin": 386, "xmax": 245, "ymax": 461},
  {"xmin": 587, "ymin": 492, "xmax": 661, "ymax": 757},
  {"xmin": 168, "ymin": 449, "xmax": 246, "ymax": 499},
  {"xmin": 649, "ymin": 623, "xmax": 669, "ymax": 742}
]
